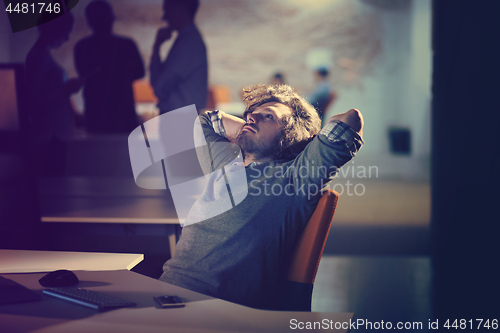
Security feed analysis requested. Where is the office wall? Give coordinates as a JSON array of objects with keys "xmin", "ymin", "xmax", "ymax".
[
  {"xmin": 2, "ymin": 0, "xmax": 431, "ymax": 180},
  {"xmin": 328, "ymin": 0, "xmax": 431, "ymax": 180}
]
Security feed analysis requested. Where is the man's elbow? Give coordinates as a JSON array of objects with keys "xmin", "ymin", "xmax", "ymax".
[
  {"xmin": 327, "ymin": 109, "xmax": 364, "ymax": 138},
  {"xmin": 347, "ymin": 109, "xmax": 363, "ymax": 134}
]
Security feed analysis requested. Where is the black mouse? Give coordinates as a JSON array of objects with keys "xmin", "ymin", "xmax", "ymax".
[{"xmin": 39, "ymin": 270, "xmax": 79, "ymax": 287}]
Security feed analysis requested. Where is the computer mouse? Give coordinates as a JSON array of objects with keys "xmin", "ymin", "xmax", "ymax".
[{"xmin": 39, "ymin": 270, "xmax": 79, "ymax": 287}]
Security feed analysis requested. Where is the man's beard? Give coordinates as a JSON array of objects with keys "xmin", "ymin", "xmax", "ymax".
[{"xmin": 235, "ymin": 130, "xmax": 279, "ymax": 161}]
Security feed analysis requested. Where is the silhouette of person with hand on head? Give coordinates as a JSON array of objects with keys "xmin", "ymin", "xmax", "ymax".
[
  {"xmin": 25, "ymin": 12, "xmax": 81, "ymax": 176},
  {"xmin": 74, "ymin": 0, "xmax": 145, "ymax": 134},
  {"xmin": 150, "ymin": 0, "xmax": 208, "ymax": 114}
]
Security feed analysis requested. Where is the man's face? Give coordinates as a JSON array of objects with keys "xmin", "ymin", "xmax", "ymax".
[{"xmin": 236, "ymin": 102, "xmax": 292, "ymax": 160}]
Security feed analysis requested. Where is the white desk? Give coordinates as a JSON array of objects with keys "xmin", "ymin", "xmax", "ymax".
[
  {"xmin": 0, "ymin": 250, "xmax": 143, "ymax": 274},
  {"xmin": 1, "ymin": 269, "xmax": 353, "ymax": 333}
]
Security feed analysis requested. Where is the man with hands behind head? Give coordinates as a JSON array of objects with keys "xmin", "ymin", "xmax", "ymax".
[{"xmin": 160, "ymin": 84, "xmax": 364, "ymax": 310}]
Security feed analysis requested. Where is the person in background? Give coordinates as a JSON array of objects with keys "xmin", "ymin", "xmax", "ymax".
[
  {"xmin": 308, "ymin": 67, "xmax": 337, "ymax": 121},
  {"xmin": 74, "ymin": 0, "xmax": 145, "ymax": 134},
  {"xmin": 271, "ymin": 72, "xmax": 286, "ymax": 85},
  {"xmin": 25, "ymin": 12, "xmax": 82, "ymax": 176},
  {"xmin": 150, "ymin": 0, "xmax": 208, "ymax": 114}
]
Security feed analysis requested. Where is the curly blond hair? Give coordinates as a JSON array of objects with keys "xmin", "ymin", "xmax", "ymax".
[{"xmin": 241, "ymin": 84, "xmax": 321, "ymax": 160}]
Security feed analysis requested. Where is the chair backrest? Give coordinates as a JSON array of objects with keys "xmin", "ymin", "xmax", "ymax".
[
  {"xmin": 287, "ymin": 189, "xmax": 339, "ymax": 284},
  {"xmin": 279, "ymin": 189, "xmax": 339, "ymax": 311},
  {"xmin": 133, "ymin": 79, "xmax": 157, "ymax": 103}
]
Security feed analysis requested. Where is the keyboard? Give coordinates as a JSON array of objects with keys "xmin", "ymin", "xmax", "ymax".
[{"xmin": 43, "ymin": 287, "xmax": 136, "ymax": 311}]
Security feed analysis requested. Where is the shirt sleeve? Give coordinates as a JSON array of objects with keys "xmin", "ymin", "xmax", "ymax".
[
  {"xmin": 196, "ymin": 111, "xmax": 239, "ymax": 174},
  {"xmin": 287, "ymin": 121, "xmax": 364, "ymax": 201},
  {"xmin": 319, "ymin": 120, "xmax": 364, "ymax": 153},
  {"xmin": 149, "ymin": 49, "xmax": 180, "ymax": 98},
  {"xmin": 209, "ymin": 110, "xmax": 227, "ymax": 138},
  {"xmin": 149, "ymin": 49, "xmax": 162, "ymax": 89}
]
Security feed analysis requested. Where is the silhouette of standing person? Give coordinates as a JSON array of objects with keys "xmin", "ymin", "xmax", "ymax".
[
  {"xmin": 150, "ymin": 0, "xmax": 208, "ymax": 114},
  {"xmin": 74, "ymin": 0, "xmax": 145, "ymax": 133},
  {"xmin": 25, "ymin": 12, "xmax": 82, "ymax": 176}
]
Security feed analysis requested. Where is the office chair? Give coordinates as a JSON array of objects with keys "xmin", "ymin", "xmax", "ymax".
[{"xmin": 280, "ymin": 189, "xmax": 339, "ymax": 311}]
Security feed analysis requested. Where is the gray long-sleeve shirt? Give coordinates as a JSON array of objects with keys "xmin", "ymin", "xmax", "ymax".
[{"xmin": 160, "ymin": 111, "xmax": 363, "ymax": 309}]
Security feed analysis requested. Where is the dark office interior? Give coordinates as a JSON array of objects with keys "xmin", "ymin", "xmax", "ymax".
[{"xmin": 1, "ymin": 0, "xmax": 499, "ymax": 331}]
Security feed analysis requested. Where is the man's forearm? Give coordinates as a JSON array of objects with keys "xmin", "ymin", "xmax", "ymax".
[
  {"xmin": 149, "ymin": 46, "xmax": 161, "ymax": 87},
  {"xmin": 220, "ymin": 112, "xmax": 245, "ymax": 142}
]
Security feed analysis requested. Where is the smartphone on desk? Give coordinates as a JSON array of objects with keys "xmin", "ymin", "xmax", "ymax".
[{"xmin": 154, "ymin": 295, "xmax": 185, "ymax": 308}]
